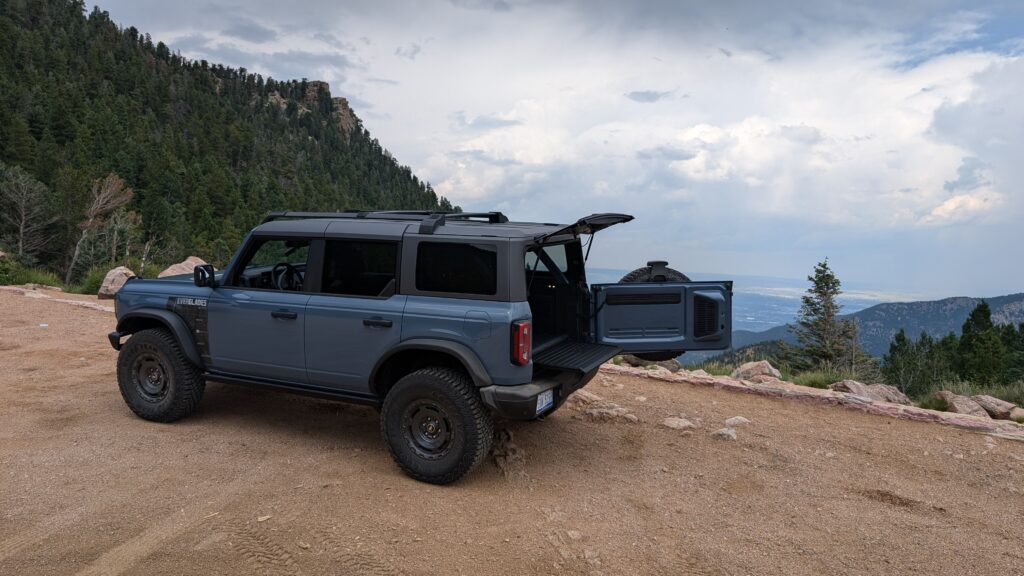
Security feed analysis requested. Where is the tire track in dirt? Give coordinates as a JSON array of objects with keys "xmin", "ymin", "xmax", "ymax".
[
  {"xmin": 226, "ymin": 522, "xmax": 304, "ymax": 576},
  {"xmin": 70, "ymin": 471, "xmax": 264, "ymax": 576},
  {"xmin": 313, "ymin": 529, "xmax": 405, "ymax": 576}
]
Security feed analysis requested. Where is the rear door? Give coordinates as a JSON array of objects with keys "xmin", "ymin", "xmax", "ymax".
[{"xmin": 591, "ymin": 281, "xmax": 732, "ymax": 353}]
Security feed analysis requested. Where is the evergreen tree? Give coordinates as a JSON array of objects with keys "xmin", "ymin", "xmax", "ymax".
[
  {"xmin": 0, "ymin": 0, "xmax": 456, "ymax": 279},
  {"xmin": 957, "ymin": 302, "xmax": 1007, "ymax": 384},
  {"xmin": 785, "ymin": 259, "xmax": 870, "ymax": 374}
]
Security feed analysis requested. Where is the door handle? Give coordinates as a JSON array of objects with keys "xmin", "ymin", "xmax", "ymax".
[
  {"xmin": 271, "ymin": 310, "xmax": 298, "ymax": 320},
  {"xmin": 363, "ymin": 318, "xmax": 393, "ymax": 328}
]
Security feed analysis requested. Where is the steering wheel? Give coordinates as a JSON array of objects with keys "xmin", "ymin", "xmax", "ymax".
[{"xmin": 271, "ymin": 262, "xmax": 302, "ymax": 290}]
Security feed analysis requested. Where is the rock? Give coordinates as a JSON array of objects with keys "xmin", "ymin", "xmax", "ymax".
[
  {"xmin": 829, "ymin": 379, "xmax": 872, "ymax": 396},
  {"xmin": 158, "ymin": 256, "xmax": 207, "ymax": 278},
  {"xmin": 621, "ymin": 354, "xmax": 682, "ymax": 372},
  {"xmin": 662, "ymin": 417, "xmax": 697, "ymax": 430},
  {"xmin": 730, "ymin": 360, "xmax": 781, "ymax": 381},
  {"xmin": 724, "ymin": 416, "xmax": 751, "ymax": 427},
  {"xmin": 688, "ymin": 369, "xmax": 710, "ymax": 377},
  {"xmin": 97, "ymin": 266, "xmax": 135, "ymax": 299},
  {"xmin": 971, "ymin": 395, "xmax": 1017, "ymax": 420},
  {"xmin": 934, "ymin": 391, "xmax": 990, "ymax": 418},
  {"xmin": 0, "ymin": 250, "xmax": 6, "ymax": 260},
  {"xmin": 867, "ymin": 384, "xmax": 911, "ymax": 405},
  {"xmin": 829, "ymin": 380, "xmax": 911, "ymax": 405},
  {"xmin": 710, "ymin": 427, "xmax": 737, "ymax": 441},
  {"xmin": 1010, "ymin": 407, "xmax": 1024, "ymax": 422}
]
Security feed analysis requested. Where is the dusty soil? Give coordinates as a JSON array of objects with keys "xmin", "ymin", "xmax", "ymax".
[{"xmin": 1, "ymin": 288, "xmax": 1022, "ymax": 576}]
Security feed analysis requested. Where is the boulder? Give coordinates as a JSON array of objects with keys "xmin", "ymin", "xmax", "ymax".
[
  {"xmin": 866, "ymin": 384, "xmax": 911, "ymax": 405},
  {"xmin": 621, "ymin": 354, "xmax": 682, "ymax": 372},
  {"xmin": 688, "ymin": 369, "xmax": 710, "ymax": 377},
  {"xmin": 0, "ymin": 250, "xmax": 6, "ymax": 260},
  {"xmin": 158, "ymin": 256, "xmax": 207, "ymax": 278},
  {"xmin": 1010, "ymin": 407, "xmax": 1024, "ymax": 422},
  {"xmin": 98, "ymin": 266, "xmax": 135, "ymax": 299},
  {"xmin": 971, "ymin": 395, "xmax": 1017, "ymax": 420},
  {"xmin": 934, "ymin": 391, "xmax": 989, "ymax": 418},
  {"xmin": 828, "ymin": 379, "xmax": 872, "ymax": 396},
  {"xmin": 730, "ymin": 360, "xmax": 781, "ymax": 381}
]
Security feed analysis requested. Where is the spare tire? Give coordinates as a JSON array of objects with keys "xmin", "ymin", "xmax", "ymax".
[
  {"xmin": 618, "ymin": 261, "xmax": 688, "ymax": 362},
  {"xmin": 619, "ymin": 261, "xmax": 690, "ymax": 283}
]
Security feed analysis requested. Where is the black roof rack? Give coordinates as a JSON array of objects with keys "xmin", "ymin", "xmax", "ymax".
[{"xmin": 260, "ymin": 210, "xmax": 509, "ymax": 234}]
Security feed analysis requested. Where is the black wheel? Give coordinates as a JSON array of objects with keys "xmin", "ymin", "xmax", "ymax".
[
  {"xmin": 116, "ymin": 328, "xmax": 205, "ymax": 422},
  {"xmin": 381, "ymin": 367, "xmax": 494, "ymax": 484},
  {"xmin": 620, "ymin": 262, "xmax": 688, "ymax": 362}
]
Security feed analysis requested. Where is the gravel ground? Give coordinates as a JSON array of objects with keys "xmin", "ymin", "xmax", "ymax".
[{"xmin": 1, "ymin": 288, "xmax": 1022, "ymax": 576}]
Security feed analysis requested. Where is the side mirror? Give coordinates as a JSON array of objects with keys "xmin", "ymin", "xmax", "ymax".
[{"xmin": 193, "ymin": 264, "xmax": 217, "ymax": 288}]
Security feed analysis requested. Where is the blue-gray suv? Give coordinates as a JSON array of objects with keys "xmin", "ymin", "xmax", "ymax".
[{"xmin": 108, "ymin": 211, "xmax": 732, "ymax": 483}]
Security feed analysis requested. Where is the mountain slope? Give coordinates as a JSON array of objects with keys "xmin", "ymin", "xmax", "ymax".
[
  {"xmin": 0, "ymin": 0, "xmax": 452, "ymax": 273},
  {"xmin": 718, "ymin": 293, "xmax": 1024, "ymax": 360}
]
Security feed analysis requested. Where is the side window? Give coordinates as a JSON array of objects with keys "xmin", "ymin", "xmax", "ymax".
[
  {"xmin": 416, "ymin": 242, "xmax": 497, "ymax": 295},
  {"xmin": 525, "ymin": 244, "xmax": 568, "ymax": 273},
  {"xmin": 322, "ymin": 240, "xmax": 398, "ymax": 297},
  {"xmin": 231, "ymin": 238, "xmax": 310, "ymax": 291}
]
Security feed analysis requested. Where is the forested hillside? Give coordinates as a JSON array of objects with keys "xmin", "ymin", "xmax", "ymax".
[{"xmin": 0, "ymin": 0, "xmax": 453, "ymax": 280}]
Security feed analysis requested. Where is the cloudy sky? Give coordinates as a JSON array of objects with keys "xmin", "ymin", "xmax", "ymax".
[{"xmin": 98, "ymin": 0, "xmax": 1023, "ymax": 297}]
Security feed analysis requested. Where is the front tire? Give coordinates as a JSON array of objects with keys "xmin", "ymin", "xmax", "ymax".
[
  {"xmin": 116, "ymin": 328, "xmax": 205, "ymax": 422},
  {"xmin": 381, "ymin": 367, "xmax": 494, "ymax": 484}
]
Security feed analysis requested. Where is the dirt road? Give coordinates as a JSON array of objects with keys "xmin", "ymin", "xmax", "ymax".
[{"xmin": 1, "ymin": 288, "xmax": 1022, "ymax": 575}]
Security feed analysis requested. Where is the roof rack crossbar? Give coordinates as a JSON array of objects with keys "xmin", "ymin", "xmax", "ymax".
[{"xmin": 261, "ymin": 210, "xmax": 509, "ymax": 230}]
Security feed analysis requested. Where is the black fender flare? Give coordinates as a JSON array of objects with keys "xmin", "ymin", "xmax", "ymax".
[
  {"xmin": 370, "ymin": 338, "xmax": 493, "ymax": 388},
  {"xmin": 115, "ymin": 309, "xmax": 204, "ymax": 369}
]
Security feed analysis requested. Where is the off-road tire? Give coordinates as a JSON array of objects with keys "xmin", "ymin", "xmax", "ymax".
[
  {"xmin": 619, "ymin": 265, "xmax": 690, "ymax": 283},
  {"xmin": 620, "ymin": 265, "xmax": 689, "ymax": 362},
  {"xmin": 116, "ymin": 328, "xmax": 205, "ymax": 422},
  {"xmin": 381, "ymin": 367, "xmax": 494, "ymax": 485}
]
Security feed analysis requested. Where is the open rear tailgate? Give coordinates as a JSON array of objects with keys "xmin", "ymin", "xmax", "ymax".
[{"xmin": 533, "ymin": 341, "xmax": 621, "ymax": 375}]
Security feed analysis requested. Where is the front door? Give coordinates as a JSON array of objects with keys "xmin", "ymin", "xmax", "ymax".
[
  {"xmin": 591, "ymin": 281, "xmax": 732, "ymax": 354},
  {"xmin": 305, "ymin": 238, "xmax": 405, "ymax": 392},
  {"xmin": 208, "ymin": 237, "xmax": 312, "ymax": 383}
]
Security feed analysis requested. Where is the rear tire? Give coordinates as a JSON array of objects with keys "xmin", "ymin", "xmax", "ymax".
[
  {"xmin": 381, "ymin": 367, "xmax": 494, "ymax": 484},
  {"xmin": 116, "ymin": 328, "xmax": 205, "ymax": 422}
]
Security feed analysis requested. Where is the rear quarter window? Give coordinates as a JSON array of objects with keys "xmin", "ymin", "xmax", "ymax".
[{"xmin": 415, "ymin": 242, "xmax": 497, "ymax": 295}]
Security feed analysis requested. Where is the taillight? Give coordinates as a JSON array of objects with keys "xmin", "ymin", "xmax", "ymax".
[{"xmin": 511, "ymin": 320, "xmax": 531, "ymax": 365}]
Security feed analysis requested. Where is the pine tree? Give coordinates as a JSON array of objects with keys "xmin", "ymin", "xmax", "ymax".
[
  {"xmin": 957, "ymin": 302, "xmax": 1007, "ymax": 384},
  {"xmin": 785, "ymin": 259, "xmax": 870, "ymax": 374}
]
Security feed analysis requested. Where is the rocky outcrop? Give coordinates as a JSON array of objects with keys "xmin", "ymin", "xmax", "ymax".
[
  {"xmin": 972, "ymin": 395, "xmax": 1017, "ymax": 420},
  {"xmin": 1010, "ymin": 407, "xmax": 1024, "ymax": 422},
  {"xmin": 598, "ymin": 362, "xmax": 1024, "ymax": 440},
  {"xmin": 98, "ymin": 266, "xmax": 135, "ymax": 299},
  {"xmin": 619, "ymin": 354, "xmax": 682, "ymax": 372},
  {"xmin": 158, "ymin": 256, "xmax": 207, "ymax": 278},
  {"xmin": 730, "ymin": 360, "xmax": 781, "ymax": 381},
  {"xmin": 332, "ymin": 97, "xmax": 361, "ymax": 140},
  {"xmin": 933, "ymin": 391, "xmax": 990, "ymax": 418}
]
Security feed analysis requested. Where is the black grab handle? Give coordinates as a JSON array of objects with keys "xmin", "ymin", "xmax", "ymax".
[{"xmin": 363, "ymin": 318, "xmax": 393, "ymax": 328}]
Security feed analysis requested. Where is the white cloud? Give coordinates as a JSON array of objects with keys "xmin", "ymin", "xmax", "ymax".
[{"xmin": 96, "ymin": 0, "xmax": 1024, "ymax": 294}]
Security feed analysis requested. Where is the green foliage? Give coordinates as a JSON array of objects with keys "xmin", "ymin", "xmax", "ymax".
[
  {"xmin": 882, "ymin": 301, "xmax": 1024, "ymax": 400},
  {"xmin": 0, "ymin": 258, "xmax": 63, "ymax": 287},
  {"xmin": 790, "ymin": 369, "xmax": 858, "ymax": 389},
  {"xmin": 66, "ymin": 266, "xmax": 106, "ymax": 294},
  {"xmin": 0, "ymin": 0, "xmax": 454, "ymax": 280},
  {"xmin": 782, "ymin": 259, "xmax": 874, "ymax": 379},
  {"xmin": 688, "ymin": 361, "xmax": 734, "ymax": 377}
]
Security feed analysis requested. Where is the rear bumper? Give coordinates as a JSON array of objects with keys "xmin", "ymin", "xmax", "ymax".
[{"xmin": 478, "ymin": 368, "xmax": 599, "ymax": 420}]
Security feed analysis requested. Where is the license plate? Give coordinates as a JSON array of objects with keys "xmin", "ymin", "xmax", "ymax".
[{"xmin": 536, "ymin": 389, "xmax": 554, "ymax": 415}]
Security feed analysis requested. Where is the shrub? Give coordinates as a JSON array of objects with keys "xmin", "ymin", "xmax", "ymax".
[
  {"xmin": 689, "ymin": 361, "xmax": 734, "ymax": 377},
  {"xmin": 0, "ymin": 259, "xmax": 63, "ymax": 287},
  {"xmin": 916, "ymin": 379, "xmax": 1024, "ymax": 408},
  {"xmin": 67, "ymin": 267, "xmax": 107, "ymax": 295}
]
